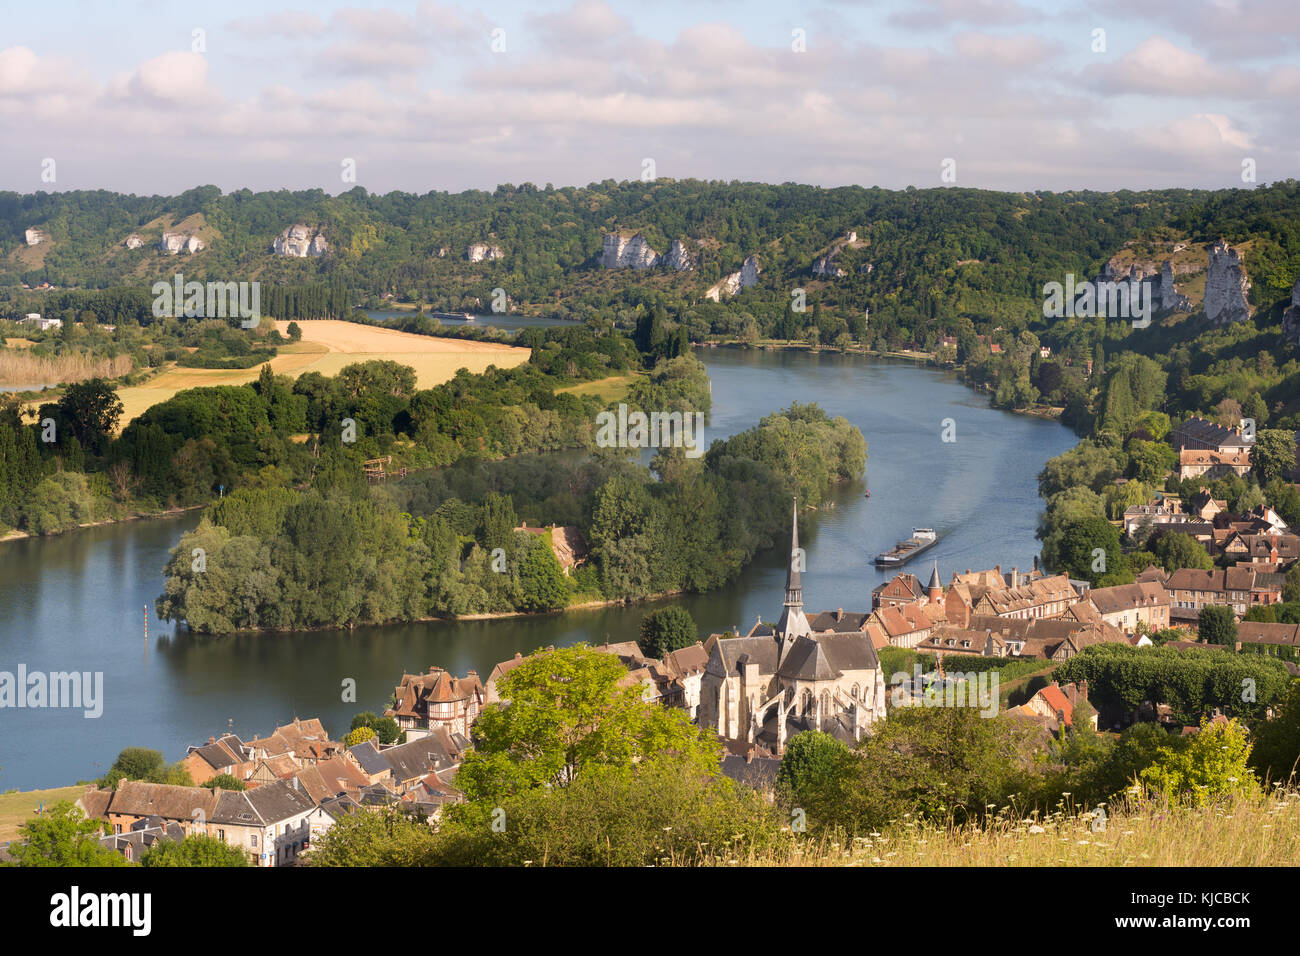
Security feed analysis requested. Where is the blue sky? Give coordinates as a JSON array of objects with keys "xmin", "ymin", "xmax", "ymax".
[{"xmin": 2, "ymin": 0, "xmax": 1297, "ymax": 194}]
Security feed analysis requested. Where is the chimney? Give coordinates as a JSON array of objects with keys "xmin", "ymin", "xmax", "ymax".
[
  {"xmin": 208, "ymin": 736, "xmax": 216, "ymax": 745},
  {"xmin": 836, "ymin": 608, "xmax": 844, "ymax": 622},
  {"xmin": 1011, "ymin": 567, "xmax": 1018, "ymax": 588}
]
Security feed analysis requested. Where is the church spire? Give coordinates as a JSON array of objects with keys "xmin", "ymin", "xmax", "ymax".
[
  {"xmin": 775, "ymin": 496, "xmax": 811, "ymax": 645},
  {"xmin": 784, "ymin": 496, "xmax": 802, "ymax": 607}
]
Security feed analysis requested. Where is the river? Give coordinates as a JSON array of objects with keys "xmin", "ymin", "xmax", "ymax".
[{"xmin": 0, "ymin": 348, "xmax": 1078, "ymax": 789}]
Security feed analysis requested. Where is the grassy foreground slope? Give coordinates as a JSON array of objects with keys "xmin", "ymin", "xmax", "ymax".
[{"xmin": 735, "ymin": 791, "xmax": 1300, "ymax": 867}]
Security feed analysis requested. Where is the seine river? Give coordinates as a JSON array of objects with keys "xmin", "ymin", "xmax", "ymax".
[{"xmin": 0, "ymin": 348, "xmax": 1078, "ymax": 789}]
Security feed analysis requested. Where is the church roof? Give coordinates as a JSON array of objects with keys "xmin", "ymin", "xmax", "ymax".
[
  {"xmin": 927, "ymin": 561, "xmax": 942, "ymax": 591},
  {"xmin": 777, "ymin": 632, "xmax": 880, "ymax": 680}
]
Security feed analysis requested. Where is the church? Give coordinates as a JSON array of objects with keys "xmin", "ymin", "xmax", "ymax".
[{"xmin": 697, "ymin": 499, "xmax": 888, "ymax": 753}]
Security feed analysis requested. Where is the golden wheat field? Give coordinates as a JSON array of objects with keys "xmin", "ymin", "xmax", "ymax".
[{"xmin": 106, "ymin": 320, "xmax": 529, "ymax": 427}]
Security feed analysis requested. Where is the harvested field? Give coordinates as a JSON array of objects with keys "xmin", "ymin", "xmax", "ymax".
[{"xmin": 110, "ymin": 320, "xmax": 529, "ymax": 428}]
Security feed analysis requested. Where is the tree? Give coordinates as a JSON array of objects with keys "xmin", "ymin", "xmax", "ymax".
[
  {"xmin": 1285, "ymin": 565, "xmax": 1300, "ymax": 605},
  {"xmin": 140, "ymin": 834, "xmax": 250, "ymax": 866},
  {"xmin": 1198, "ymin": 604, "xmax": 1237, "ymax": 646},
  {"xmin": 1252, "ymin": 429, "xmax": 1297, "ymax": 485},
  {"xmin": 1249, "ymin": 681, "xmax": 1300, "ymax": 784},
  {"xmin": 57, "ymin": 378, "xmax": 123, "ymax": 456},
  {"xmin": 1055, "ymin": 516, "xmax": 1125, "ymax": 585},
  {"xmin": 1139, "ymin": 717, "xmax": 1259, "ymax": 807},
  {"xmin": 344, "ymin": 726, "xmax": 377, "ymax": 748},
  {"xmin": 287, "ymin": 321, "xmax": 303, "ymax": 342},
  {"xmin": 99, "ymin": 746, "xmax": 191, "ymax": 788},
  {"xmin": 637, "ymin": 606, "xmax": 698, "ymax": 658},
  {"xmin": 777, "ymin": 730, "xmax": 849, "ymax": 805},
  {"xmin": 454, "ymin": 645, "xmax": 720, "ymax": 803},
  {"xmin": 8, "ymin": 802, "xmax": 127, "ymax": 867},
  {"xmin": 203, "ymin": 774, "xmax": 246, "ymax": 791},
  {"xmin": 516, "ymin": 534, "xmax": 569, "ymax": 612},
  {"xmin": 1154, "ymin": 531, "xmax": 1214, "ymax": 572}
]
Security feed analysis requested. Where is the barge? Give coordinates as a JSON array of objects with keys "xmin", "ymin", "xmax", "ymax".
[{"xmin": 874, "ymin": 528, "xmax": 938, "ymax": 567}]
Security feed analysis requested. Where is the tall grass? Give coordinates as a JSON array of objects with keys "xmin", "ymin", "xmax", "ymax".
[
  {"xmin": 708, "ymin": 787, "xmax": 1300, "ymax": 867},
  {"xmin": 0, "ymin": 350, "xmax": 133, "ymax": 387}
]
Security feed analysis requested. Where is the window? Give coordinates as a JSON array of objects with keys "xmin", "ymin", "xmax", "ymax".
[
  {"xmin": 250, "ymin": 834, "xmax": 257, "ymax": 847},
  {"xmin": 217, "ymin": 828, "xmax": 226, "ymax": 841}
]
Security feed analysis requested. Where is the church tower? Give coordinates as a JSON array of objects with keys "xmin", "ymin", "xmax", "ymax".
[
  {"xmin": 775, "ymin": 497, "xmax": 812, "ymax": 654},
  {"xmin": 927, "ymin": 560, "xmax": 942, "ymax": 604}
]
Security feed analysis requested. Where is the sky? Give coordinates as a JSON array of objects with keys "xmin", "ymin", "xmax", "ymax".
[{"xmin": 1, "ymin": 0, "xmax": 1298, "ymax": 196}]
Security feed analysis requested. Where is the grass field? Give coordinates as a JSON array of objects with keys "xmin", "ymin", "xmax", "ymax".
[
  {"xmin": 0, "ymin": 785, "xmax": 85, "ymax": 842},
  {"xmin": 110, "ymin": 320, "xmax": 530, "ymax": 427},
  {"xmin": 727, "ymin": 789, "xmax": 1300, "ymax": 867},
  {"xmin": 556, "ymin": 372, "xmax": 641, "ymax": 404}
]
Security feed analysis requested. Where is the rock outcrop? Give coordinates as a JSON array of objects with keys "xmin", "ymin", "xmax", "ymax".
[
  {"xmin": 1281, "ymin": 277, "xmax": 1300, "ymax": 345},
  {"xmin": 601, "ymin": 233, "xmax": 659, "ymax": 269},
  {"xmin": 665, "ymin": 239, "xmax": 694, "ymax": 271},
  {"xmin": 467, "ymin": 242, "xmax": 503, "ymax": 262},
  {"xmin": 123, "ymin": 234, "xmax": 143, "ymax": 249},
  {"xmin": 1159, "ymin": 260, "xmax": 1191, "ymax": 312},
  {"xmin": 1203, "ymin": 240, "xmax": 1252, "ymax": 324},
  {"xmin": 159, "ymin": 232, "xmax": 205, "ymax": 254},
  {"xmin": 273, "ymin": 224, "xmax": 328, "ymax": 257},
  {"xmin": 705, "ymin": 255, "xmax": 761, "ymax": 301},
  {"xmin": 812, "ymin": 255, "xmax": 846, "ymax": 278},
  {"xmin": 24, "ymin": 228, "xmax": 46, "ymax": 246}
]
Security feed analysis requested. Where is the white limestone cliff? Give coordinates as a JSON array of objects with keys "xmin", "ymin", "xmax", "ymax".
[
  {"xmin": 24, "ymin": 228, "xmax": 46, "ymax": 246},
  {"xmin": 706, "ymin": 255, "xmax": 761, "ymax": 301},
  {"xmin": 467, "ymin": 242, "xmax": 503, "ymax": 262},
  {"xmin": 1281, "ymin": 277, "xmax": 1300, "ymax": 345},
  {"xmin": 273, "ymin": 224, "xmax": 328, "ymax": 257},
  {"xmin": 601, "ymin": 233, "xmax": 660, "ymax": 269},
  {"xmin": 1203, "ymin": 240, "xmax": 1252, "ymax": 324},
  {"xmin": 665, "ymin": 239, "xmax": 694, "ymax": 271},
  {"xmin": 160, "ymin": 232, "xmax": 205, "ymax": 254},
  {"xmin": 124, "ymin": 234, "xmax": 143, "ymax": 249}
]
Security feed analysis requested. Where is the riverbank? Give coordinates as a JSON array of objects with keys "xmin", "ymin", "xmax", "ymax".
[{"xmin": 0, "ymin": 504, "xmax": 205, "ymax": 546}]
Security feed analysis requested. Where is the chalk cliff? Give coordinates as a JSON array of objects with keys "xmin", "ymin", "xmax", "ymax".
[
  {"xmin": 467, "ymin": 242, "xmax": 503, "ymax": 262},
  {"xmin": 273, "ymin": 224, "xmax": 328, "ymax": 257},
  {"xmin": 160, "ymin": 232, "xmax": 205, "ymax": 254},
  {"xmin": 1203, "ymin": 240, "xmax": 1252, "ymax": 324},
  {"xmin": 601, "ymin": 233, "xmax": 659, "ymax": 269}
]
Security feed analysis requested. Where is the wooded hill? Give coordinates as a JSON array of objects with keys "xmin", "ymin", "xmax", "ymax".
[{"xmin": 5, "ymin": 180, "xmax": 1299, "ymax": 334}]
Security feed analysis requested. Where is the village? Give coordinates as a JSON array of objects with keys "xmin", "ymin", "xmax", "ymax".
[{"xmin": 63, "ymin": 409, "xmax": 1299, "ymax": 865}]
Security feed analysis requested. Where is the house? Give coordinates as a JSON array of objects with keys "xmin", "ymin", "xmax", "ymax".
[
  {"xmin": 183, "ymin": 733, "xmax": 253, "ymax": 785},
  {"xmin": 292, "ymin": 756, "xmax": 372, "ymax": 805},
  {"xmin": 971, "ymin": 573, "xmax": 1078, "ymax": 620},
  {"xmin": 1170, "ymin": 417, "xmax": 1253, "ymax": 454},
  {"xmin": 1085, "ymin": 581, "xmax": 1171, "ymax": 633},
  {"xmin": 484, "ymin": 650, "xmax": 536, "ymax": 704},
  {"xmin": 917, "ymin": 615, "xmax": 1126, "ymax": 661},
  {"xmin": 659, "ymin": 641, "xmax": 712, "ymax": 719},
  {"xmin": 95, "ymin": 778, "xmax": 320, "ymax": 866},
  {"xmin": 1178, "ymin": 448, "xmax": 1251, "ymax": 480},
  {"xmin": 386, "ymin": 667, "xmax": 484, "ymax": 739},
  {"xmin": 1015, "ymin": 681, "xmax": 1096, "ymax": 731},
  {"xmin": 868, "ymin": 602, "xmax": 938, "ymax": 648},
  {"xmin": 210, "ymin": 779, "xmax": 317, "ymax": 867},
  {"xmin": 1223, "ymin": 532, "xmax": 1300, "ymax": 570},
  {"xmin": 1165, "ymin": 567, "xmax": 1274, "ymax": 621},
  {"xmin": 1122, "ymin": 498, "xmax": 1188, "ymax": 539},
  {"xmin": 18, "ymin": 313, "xmax": 61, "ymax": 331},
  {"xmin": 346, "ymin": 729, "xmax": 467, "ymax": 793},
  {"xmin": 697, "ymin": 501, "xmax": 887, "ymax": 753},
  {"xmin": 98, "ymin": 817, "xmax": 186, "ymax": 863},
  {"xmin": 246, "ymin": 718, "xmax": 341, "ymax": 768},
  {"xmin": 871, "ymin": 572, "xmax": 924, "ymax": 609},
  {"xmin": 1235, "ymin": 621, "xmax": 1300, "ymax": 658}
]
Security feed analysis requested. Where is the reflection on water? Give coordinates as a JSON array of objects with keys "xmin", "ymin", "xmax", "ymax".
[{"xmin": 0, "ymin": 348, "xmax": 1078, "ymax": 789}]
